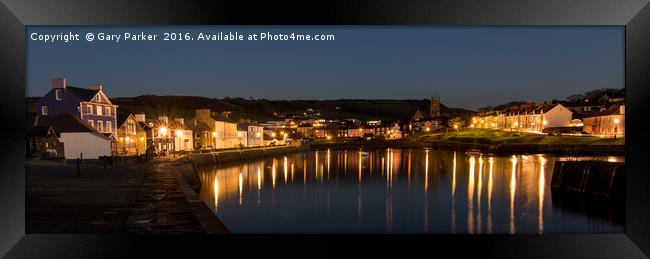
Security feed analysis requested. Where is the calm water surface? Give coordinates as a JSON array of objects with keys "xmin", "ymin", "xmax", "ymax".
[{"xmin": 196, "ymin": 149, "xmax": 624, "ymax": 234}]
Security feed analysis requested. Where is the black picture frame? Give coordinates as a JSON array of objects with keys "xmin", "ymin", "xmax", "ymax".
[{"xmin": 1, "ymin": 0, "xmax": 649, "ymax": 257}]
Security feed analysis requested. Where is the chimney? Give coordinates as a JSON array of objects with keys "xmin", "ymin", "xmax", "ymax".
[
  {"xmin": 174, "ymin": 118, "xmax": 184, "ymax": 126},
  {"xmin": 88, "ymin": 84, "xmax": 103, "ymax": 91},
  {"xmin": 52, "ymin": 77, "xmax": 66, "ymax": 89},
  {"xmin": 134, "ymin": 114, "xmax": 146, "ymax": 122}
]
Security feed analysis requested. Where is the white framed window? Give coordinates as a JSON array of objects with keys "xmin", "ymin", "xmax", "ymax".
[
  {"xmin": 96, "ymin": 105, "xmax": 103, "ymax": 115},
  {"xmin": 86, "ymin": 105, "xmax": 93, "ymax": 114},
  {"xmin": 55, "ymin": 90, "xmax": 62, "ymax": 100},
  {"xmin": 88, "ymin": 120, "xmax": 94, "ymax": 128},
  {"xmin": 97, "ymin": 121, "xmax": 104, "ymax": 132},
  {"xmin": 105, "ymin": 107, "xmax": 111, "ymax": 116},
  {"xmin": 41, "ymin": 106, "xmax": 48, "ymax": 115},
  {"xmin": 106, "ymin": 121, "xmax": 112, "ymax": 132}
]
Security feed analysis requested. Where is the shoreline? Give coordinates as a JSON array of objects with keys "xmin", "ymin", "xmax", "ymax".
[{"xmin": 187, "ymin": 145, "xmax": 307, "ymax": 166}]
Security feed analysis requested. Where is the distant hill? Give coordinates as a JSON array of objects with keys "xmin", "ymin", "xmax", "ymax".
[
  {"xmin": 477, "ymin": 88, "xmax": 625, "ymax": 112},
  {"xmin": 26, "ymin": 95, "xmax": 473, "ymax": 126}
]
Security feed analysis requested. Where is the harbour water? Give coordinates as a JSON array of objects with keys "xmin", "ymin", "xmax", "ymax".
[{"xmin": 196, "ymin": 148, "xmax": 624, "ymax": 234}]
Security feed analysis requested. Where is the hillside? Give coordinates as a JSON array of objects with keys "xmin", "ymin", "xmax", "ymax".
[{"xmin": 26, "ymin": 95, "xmax": 473, "ymax": 125}]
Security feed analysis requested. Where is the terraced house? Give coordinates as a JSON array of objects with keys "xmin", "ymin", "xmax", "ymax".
[
  {"xmin": 35, "ymin": 77, "xmax": 118, "ymax": 134},
  {"xmin": 193, "ymin": 109, "xmax": 239, "ymax": 149},
  {"xmin": 115, "ymin": 113, "xmax": 147, "ymax": 155}
]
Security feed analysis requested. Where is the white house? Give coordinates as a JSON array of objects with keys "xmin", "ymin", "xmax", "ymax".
[
  {"xmin": 541, "ymin": 104, "xmax": 573, "ymax": 128},
  {"xmin": 34, "ymin": 112, "xmax": 112, "ymax": 159}
]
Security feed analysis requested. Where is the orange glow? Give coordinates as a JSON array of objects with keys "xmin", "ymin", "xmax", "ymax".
[
  {"xmin": 238, "ymin": 172, "xmax": 243, "ymax": 206},
  {"xmin": 213, "ymin": 176, "xmax": 219, "ymax": 212},
  {"xmin": 538, "ymin": 156, "xmax": 546, "ymax": 234},
  {"xmin": 509, "ymin": 155, "xmax": 517, "ymax": 234}
]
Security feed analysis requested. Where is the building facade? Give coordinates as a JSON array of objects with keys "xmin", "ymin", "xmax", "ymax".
[
  {"xmin": 115, "ymin": 113, "xmax": 147, "ymax": 156},
  {"xmin": 583, "ymin": 106, "xmax": 625, "ymax": 138},
  {"xmin": 34, "ymin": 113, "xmax": 112, "ymax": 159},
  {"xmin": 35, "ymin": 77, "xmax": 118, "ymax": 134},
  {"xmin": 473, "ymin": 104, "xmax": 573, "ymax": 133},
  {"xmin": 194, "ymin": 109, "xmax": 239, "ymax": 149}
]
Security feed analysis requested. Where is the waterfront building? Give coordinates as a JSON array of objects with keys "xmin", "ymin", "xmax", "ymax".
[
  {"xmin": 35, "ymin": 77, "xmax": 118, "ymax": 134},
  {"xmin": 242, "ymin": 122, "xmax": 264, "ymax": 147},
  {"xmin": 474, "ymin": 103, "xmax": 573, "ymax": 133},
  {"xmin": 134, "ymin": 114, "xmax": 154, "ymax": 148},
  {"xmin": 313, "ymin": 124, "xmax": 337, "ymax": 139},
  {"xmin": 194, "ymin": 109, "xmax": 239, "ymax": 149},
  {"xmin": 582, "ymin": 105, "xmax": 625, "ymax": 138},
  {"xmin": 296, "ymin": 123, "xmax": 314, "ymax": 139},
  {"xmin": 170, "ymin": 118, "xmax": 194, "ymax": 152},
  {"xmin": 148, "ymin": 116, "xmax": 194, "ymax": 152},
  {"xmin": 34, "ymin": 113, "xmax": 112, "ymax": 159},
  {"xmin": 115, "ymin": 113, "xmax": 147, "ymax": 156},
  {"xmin": 236, "ymin": 124, "xmax": 248, "ymax": 147},
  {"xmin": 188, "ymin": 119, "xmax": 213, "ymax": 150}
]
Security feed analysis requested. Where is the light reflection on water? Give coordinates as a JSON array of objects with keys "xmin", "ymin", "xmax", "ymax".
[{"xmin": 196, "ymin": 149, "xmax": 624, "ymax": 234}]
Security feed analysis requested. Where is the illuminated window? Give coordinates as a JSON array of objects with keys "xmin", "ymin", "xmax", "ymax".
[
  {"xmin": 55, "ymin": 90, "xmax": 62, "ymax": 100},
  {"xmin": 41, "ymin": 106, "xmax": 48, "ymax": 115},
  {"xmin": 97, "ymin": 121, "xmax": 104, "ymax": 132},
  {"xmin": 106, "ymin": 121, "xmax": 112, "ymax": 132},
  {"xmin": 96, "ymin": 106, "xmax": 103, "ymax": 115},
  {"xmin": 88, "ymin": 120, "xmax": 94, "ymax": 128}
]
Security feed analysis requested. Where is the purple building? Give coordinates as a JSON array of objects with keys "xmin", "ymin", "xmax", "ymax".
[{"xmin": 34, "ymin": 78, "xmax": 118, "ymax": 134}]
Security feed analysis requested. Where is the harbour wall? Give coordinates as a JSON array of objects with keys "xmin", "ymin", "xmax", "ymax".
[
  {"xmin": 551, "ymin": 160, "xmax": 625, "ymax": 199},
  {"xmin": 187, "ymin": 145, "xmax": 308, "ymax": 166}
]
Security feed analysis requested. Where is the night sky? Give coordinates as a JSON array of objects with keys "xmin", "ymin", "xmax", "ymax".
[{"xmin": 27, "ymin": 26, "xmax": 623, "ymax": 110}]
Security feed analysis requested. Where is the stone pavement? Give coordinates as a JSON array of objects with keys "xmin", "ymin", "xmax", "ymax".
[{"xmin": 26, "ymin": 157, "xmax": 228, "ymax": 234}]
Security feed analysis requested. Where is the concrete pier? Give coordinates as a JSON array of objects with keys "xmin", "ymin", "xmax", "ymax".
[
  {"xmin": 187, "ymin": 145, "xmax": 306, "ymax": 166},
  {"xmin": 26, "ymin": 158, "xmax": 228, "ymax": 234}
]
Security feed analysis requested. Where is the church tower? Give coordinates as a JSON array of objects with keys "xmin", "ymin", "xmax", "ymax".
[{"xmin": 429, "ymin": 96, "xmax": 441, "ymax": 117}]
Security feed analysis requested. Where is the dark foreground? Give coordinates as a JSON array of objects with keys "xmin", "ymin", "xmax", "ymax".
[{"xmin": 26, "ymin": 158, "xmax": 228, "ymax": 234}]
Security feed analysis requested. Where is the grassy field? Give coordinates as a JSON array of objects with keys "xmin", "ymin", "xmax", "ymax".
[
  {"xmin": 312, "ymin": 129, "xmax": 625, "ymax": 147},
  {"xmin": 410, "ymin": 129, "xmax": 624, "ymax": 146}
]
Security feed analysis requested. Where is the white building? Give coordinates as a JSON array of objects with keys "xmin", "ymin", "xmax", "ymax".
[{"xmin": 34, "ymin": 113, "xmax": 112, "ymax": 159}]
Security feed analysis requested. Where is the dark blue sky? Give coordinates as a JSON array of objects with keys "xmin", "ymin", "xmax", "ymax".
[{"xmin": 27, "ymin": 26, "xmax": 623, "ymax": 110}]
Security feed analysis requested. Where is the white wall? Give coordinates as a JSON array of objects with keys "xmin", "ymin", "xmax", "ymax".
[
  {"xmin": 59, "ymin": 132, "xmax": 111, "ymax": 159},
  {"xmin": 543, "ymin": 104, "xmax": 573, "ymax": 128}
]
